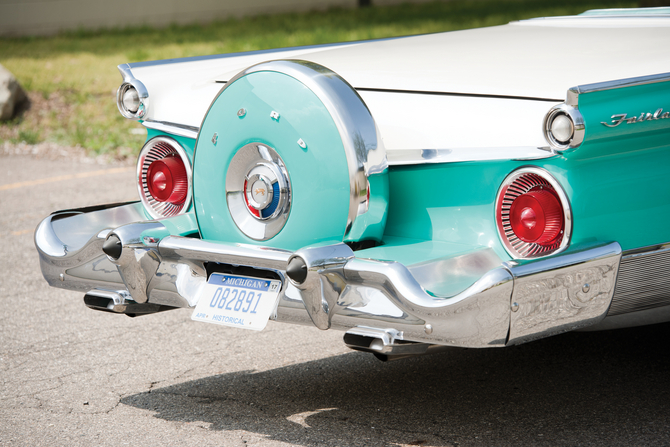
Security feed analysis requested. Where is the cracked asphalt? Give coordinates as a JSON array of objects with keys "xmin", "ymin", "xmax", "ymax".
[{"xmin": 2, "ymin": 153, "xmax": 670, "ymax": 446}]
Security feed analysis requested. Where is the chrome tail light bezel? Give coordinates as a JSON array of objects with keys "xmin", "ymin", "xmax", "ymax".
[
  {"xmin": 495, "ymin": 167, "xmax": 572, "ymax": 259},
  {"xmin": 137, "ymin": 136, "xmax": 192, "ymax": 219}
]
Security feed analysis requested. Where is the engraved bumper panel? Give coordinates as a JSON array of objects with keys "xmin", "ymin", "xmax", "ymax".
[{"xmin": 505, "ymin": 242, "xmax": 622, "ymax": 345}]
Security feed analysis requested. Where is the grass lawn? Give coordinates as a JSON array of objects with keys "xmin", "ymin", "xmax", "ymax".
[{"xmin": 0, "ymin": 0, "xmax": 637, "ymax": 157}]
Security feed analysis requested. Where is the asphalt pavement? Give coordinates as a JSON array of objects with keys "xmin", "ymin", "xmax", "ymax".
[{"xmin": 1, "ymin": 153, "xmax": 670, "ymax": 446}]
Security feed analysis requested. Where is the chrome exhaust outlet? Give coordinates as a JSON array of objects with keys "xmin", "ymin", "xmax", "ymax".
[
  {"xmin": 84, "ymin": 289, "xmax": 176, "ymax": 317},
  {"xmin": 343, "ymin": 327, "xmax": 456, "ymax": 361}
]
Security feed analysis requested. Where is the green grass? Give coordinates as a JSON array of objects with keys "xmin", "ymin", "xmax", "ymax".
[{"xmin": 0, "ymin": 0, "xmax": 638, "ymax": 156}]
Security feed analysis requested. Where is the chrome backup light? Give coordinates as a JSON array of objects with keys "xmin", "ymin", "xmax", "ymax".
[
  {"xmin": 137, "ymin": 136, "xmax": 192, "ymax": 219},
  {"xmin": 550, "ymin": 114, "xmax": 573, "ymax": 143},
  {"xmin": 543, "ymin": 104, "xmax": 585, "ymax": 151},
  {"xmin": 495, "ymin": 167, "xmax": 572, "ymax": 259},
  {"xmin": 117, "ymin": 80, "xmax": 148, "ymax": 119},
  {"xmin": 122, "ymin": 88, "xmax": 140, "ymax": 113}
]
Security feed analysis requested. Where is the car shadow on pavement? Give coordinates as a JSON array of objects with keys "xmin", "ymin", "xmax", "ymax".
[{"xmin": 121, "ymin": 322, "xmax": 670, "ymax": 446}]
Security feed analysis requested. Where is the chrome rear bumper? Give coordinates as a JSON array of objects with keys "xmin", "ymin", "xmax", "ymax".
[{"xmin": 36, "ymin": 202, "xmax": 622, "ymax": 348}]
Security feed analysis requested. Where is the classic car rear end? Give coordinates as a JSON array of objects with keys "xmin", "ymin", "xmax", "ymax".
[{"xmin": 36, "ymin": 8, "xmax": 670, "ymax": 360}]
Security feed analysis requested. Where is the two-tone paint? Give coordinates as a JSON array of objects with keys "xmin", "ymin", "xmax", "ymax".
[{"xmin": 35, "ymin": 8, "xmax": 670, "ymax": 358}]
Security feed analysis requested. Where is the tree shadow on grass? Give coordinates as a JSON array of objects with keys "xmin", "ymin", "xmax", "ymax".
[{"xmin": 121, "ymin": 323, "xmax": 670, "ymax": 447}]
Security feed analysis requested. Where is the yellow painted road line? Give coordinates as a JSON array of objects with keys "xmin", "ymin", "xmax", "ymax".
[
  {"xmin": 11, "ymin": 229, "xmax": 33, "ymax": 236},
  {"xmin": 0, "ymin": 167, "xmax": 133, "ymax": 192}
]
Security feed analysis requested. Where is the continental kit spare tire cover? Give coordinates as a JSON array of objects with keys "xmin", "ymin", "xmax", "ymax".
[{"xmin": 193, "ymin": 60, "xmax": 388, "ymax": 251}]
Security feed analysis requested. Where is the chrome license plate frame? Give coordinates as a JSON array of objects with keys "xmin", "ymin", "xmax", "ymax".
[{"xmin": 191, "ymin": 273, "xmax": 282, "ymax": 331}]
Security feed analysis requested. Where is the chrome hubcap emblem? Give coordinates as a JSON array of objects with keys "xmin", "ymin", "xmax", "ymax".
[
  {"xmin": 226, "ymin": 143, "xmax": 291, "ymax": 240},
  {"xmin": 247, "ymin": 175, "xmax": 272, "ymax": 210},
  {"xmin": 244, "ymin": 168, "xmax": 280, "ymax": 219}
]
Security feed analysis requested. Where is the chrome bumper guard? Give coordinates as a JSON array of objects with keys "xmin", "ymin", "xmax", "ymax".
[{"xmin": 36, "ymin": 202, "xmax": 622, "ymax": 348}]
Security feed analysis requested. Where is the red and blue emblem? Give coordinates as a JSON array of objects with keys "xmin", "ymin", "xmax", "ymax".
[{"xmin": 226, "ymin": 143, "xmax": 291, "ymax": 240}]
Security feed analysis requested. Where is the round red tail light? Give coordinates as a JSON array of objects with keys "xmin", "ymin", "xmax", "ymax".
[
  {"xmin": 496, "ymin": 168, "xmax": 571, "ymax": 259},
  {"xmin": 146, "ymin": 156, "xmax": 188, "ymax": 204},
  {"xmin": 137, "ymin": 137, "xmax": 192, "ymax": 219},
  {"xmin": 509, "ymin": 189, "xmax": 563, "ymax": 244}
]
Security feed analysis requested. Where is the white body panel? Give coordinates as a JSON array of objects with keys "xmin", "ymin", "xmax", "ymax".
[
  {"xmin": 126, "ymin": 14, "xmax": 670, "ymax": 153},
  {"xmin": 359, "ymin": 91, "xmax": 551, "ymax": 156},
  {"xmin": 303, "ymin": 18, "xmax": 670, "ymax": 99}
]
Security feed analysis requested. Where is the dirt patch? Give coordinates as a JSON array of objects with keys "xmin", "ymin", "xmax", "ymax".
[
  {"xmin": 1, "ymin": 141, "xmax": 134, "ymax": 165},
  {"xmin": 0, "ymin": 90, "xmax": 137, "ymax": 164},
  {"xmin": 0, "ymin": 91, "xmax": 71, "ymax": 139}
]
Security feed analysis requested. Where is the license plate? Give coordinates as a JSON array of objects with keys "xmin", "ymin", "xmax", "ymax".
[{"xmin": 191, "ymin": 273, "xmax": 282, "ymax": 331}]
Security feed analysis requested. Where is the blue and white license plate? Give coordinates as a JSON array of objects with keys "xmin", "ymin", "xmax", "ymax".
[{"xmin": 191, "ymin": 273, "xmax": 282, "ymax": 331}]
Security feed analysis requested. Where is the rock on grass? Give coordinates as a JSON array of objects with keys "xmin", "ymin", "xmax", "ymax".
[{"xmin": 0, "ymin": 64, "xmax": 28, "ymax": 121}]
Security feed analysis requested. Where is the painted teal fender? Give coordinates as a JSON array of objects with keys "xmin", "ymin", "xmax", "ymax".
[{"xmin": 380, "ymin": 79, "xmax": 670, "ymax": 262}]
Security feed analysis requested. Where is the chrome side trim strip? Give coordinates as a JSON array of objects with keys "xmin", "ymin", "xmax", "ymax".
[
  {"xmin": 144, "ymin": 129, "xmax": 555, "ymax": 167},
  {"xmin": 609, "ymin": 244, "xmax": 670, "ymax": 316},
  {"xmin": 386, "ymin": 147, "xmax": 554, "ymax": 166},
  {"xmin": 518, "ymin": 10, "xmax": 670, "ymax": 23},
  {"xmin": 578, "ymin": 72, "xmax": 670, "ymax": 95},
  {"xmin": 567, "ymin": 72, "xmax": 670, "ymax": 106},
  {"xmin": 550, "ymin": 72, "xmax": 670, "ymax": 152},
  {"xmin": 579, "ymin": 7, "xmax": 670, "ymax": 17},
  {"xmin": 142, "ymin": 120, "xmax": 199, "ymax": 140}
]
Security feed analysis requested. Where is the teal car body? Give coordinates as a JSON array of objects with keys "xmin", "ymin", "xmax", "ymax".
[{"xmin": 36, "ymin": 8, "xmax": 670, "ymax": 360}]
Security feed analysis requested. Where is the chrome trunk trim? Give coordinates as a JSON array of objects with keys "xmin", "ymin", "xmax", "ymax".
[
  {"xmin": 142, "ymin": 120, "xmax": 199, "ymax": 140},
  {"xmin": 386, "ymin": 147, "xmax": 554, "ymax": 166}
]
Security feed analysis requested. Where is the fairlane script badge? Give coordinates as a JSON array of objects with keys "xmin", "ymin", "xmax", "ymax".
[{"xmin": 602, "ymin": 108, "xmax": 670, "ymax": 127}]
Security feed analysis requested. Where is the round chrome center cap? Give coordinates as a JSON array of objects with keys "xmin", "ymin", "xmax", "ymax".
[
  {"xmin": 246, "ymin": 175, "xmax": 274, "ymax": 210},
  {"xmin": 227, "ymin": 143, "xmax": 291, "ymax": 240}
]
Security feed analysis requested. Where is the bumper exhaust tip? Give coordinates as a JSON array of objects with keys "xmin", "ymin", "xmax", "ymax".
[
  {"xmin": 102, "ymin": 234, "xmax": 122, "ymax": 260},
  {"xmin": 286, "ymin": 256, "xmax": 307, "ymax": 284}
]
